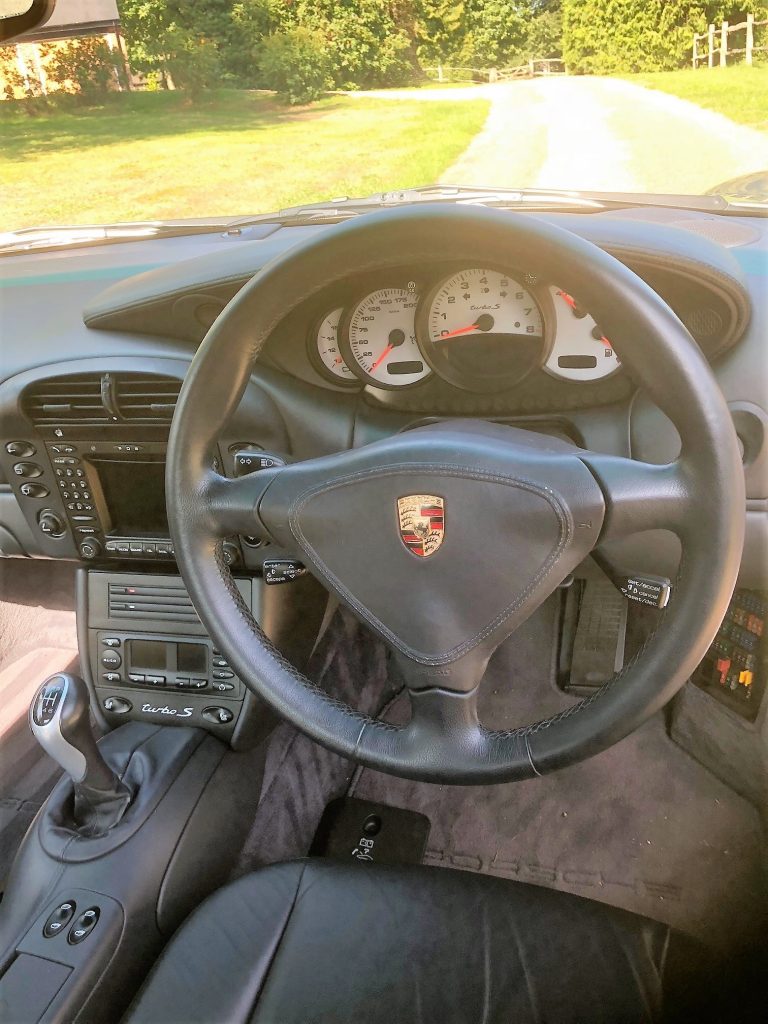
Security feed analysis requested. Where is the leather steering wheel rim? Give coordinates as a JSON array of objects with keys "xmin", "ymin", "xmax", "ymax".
[{"xmin": 167, "ymin": 205, "xmax": 744, "ymax": 784}]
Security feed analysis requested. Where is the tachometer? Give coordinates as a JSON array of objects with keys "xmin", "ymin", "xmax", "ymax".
[
  {"xmin": 342, "ymin": 287, "xmax": 431, "ymax": 388},
  {"xmin": 419, "ymin": 268, "xmax": 547, "ymax": 392},
  {"xmin": 544, "ymin": 288, "xmax": 621, "ymax": 381},
  {"xmin": 311, "ymin": 307, "xmax": 357, "ymax": 384}
]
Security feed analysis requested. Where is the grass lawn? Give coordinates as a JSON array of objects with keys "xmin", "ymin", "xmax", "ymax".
[
  {"xmin": 0, "ymin": 89, "xmax": 489, "ymax": 230},
  {"xmin": 624, "ymin": 65, "xmax": 768, "ymax": 133}
]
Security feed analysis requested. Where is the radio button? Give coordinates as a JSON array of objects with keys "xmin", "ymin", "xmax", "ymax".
[
  {"xmin": 127, "ymin": 673, "xmax": 145, "ymax": 684},
  {"xmin": 72, "ymin": 515, "xmax": 96, "ymax": 523},
  {"xmin": 20, "ymin": 482, "xmax": 49, "ymax": 498},
  {"xmin": 6, "ymin": 441, "xmax": 36, "ymax": 458},
  {"xmin": 142, "ymin": 542, "xmax": 156, "ymax": 555},
  {"xmin": 50, "ymin": 444, "xmax": 76, "ymax": 454},
  {"xmin": 211, "ymin": 681, "xmax": 235, "ymax": 693},
  {"xmin": 213, "ymin": 670, "xmax": 234, "ymax": 680},
  {"xmin": 155, "ymin": 542, "xmax": 172, "ymax": 558},
  {"xmin": 13, "ymin": 461, "xmax": 42, "ymax": 478},
  {"xmin": 116, "ymin": 541, "xmax": 130, "ymax": 553},
  {"xmin": 212, "ymin": 658, "xmax": 229, "ymax": 668},
  {"xmin": 202, "ymin": 706, "xmax": 234, "ymax": 725},
  {"xmin": 102, "ymin": 637, "xmax": 121, "ymax": 647},
  {"xmin": 129, "ymin": 542, "xmax": 143, "ymax": 554},
  {"xmin": 52, "ymin": 456, "xmax": 79, "ymax": 466},
  {"xmin": 102, "ymin": 672, "xmax": 121, "ymax": 683},
  {"xmin": 176, "ymin": 677, "xmax": 207, "ymax": 689},
  {"xmin": 145, "ymin": 674, "xmax": 166, "ymax": 685},
  {"xmin": 101, "ymin": 651, "xmax": 122, "ymax": 669},
  {"xmin": 103, "ymin": 696, "xmax": 132, "ymax": 714}
]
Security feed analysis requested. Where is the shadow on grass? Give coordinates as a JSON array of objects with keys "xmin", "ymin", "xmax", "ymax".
[{"xmin": 0, "ymin": 89, "xmax": 350, "ymax": 162}]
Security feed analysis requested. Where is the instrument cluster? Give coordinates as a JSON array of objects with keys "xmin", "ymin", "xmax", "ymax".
[{"xmin": 307, "ymin": 265, "xmax": 621, "ymax": 394}]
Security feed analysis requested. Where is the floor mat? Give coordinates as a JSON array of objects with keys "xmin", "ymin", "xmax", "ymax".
[
  {"xmin": 233, "ymin": 609, "xmax": 404, "ymax": 875},
  {"xmin": 350, "ymin": 594, "xmax": 767, "ymax": 951},
  {"xmin": 310, "ymin": 796, "xmax": 430, "ymax": 866}
]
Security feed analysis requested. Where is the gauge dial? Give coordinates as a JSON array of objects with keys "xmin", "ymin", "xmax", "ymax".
[
  {"xmin": 313, "ymin": 307, "xmax": 357, "ymax": 384},
  {"xmin": 420, "ymin": 268, "xmax": 546, "ymax": 392},
  {"xmin": 544, "ymin": 288, "xmax": 621, "ymax": 381},
  {"xmin": 343, "ymin": 287, "xmax": 431, "ymax": 388}
]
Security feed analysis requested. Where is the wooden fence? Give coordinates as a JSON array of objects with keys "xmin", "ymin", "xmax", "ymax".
[
  {"xmin": 425, "ymin": 59, "xmax": 565, "ymax": 83},
  {"xmin": 693, "ymin": 13, "xmax": 768, "ymax": 67}
]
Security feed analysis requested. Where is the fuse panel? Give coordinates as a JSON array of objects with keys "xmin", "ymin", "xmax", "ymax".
[{"xmin": 692, "ymin": 589, "xmax": 767, "ymax": 721}]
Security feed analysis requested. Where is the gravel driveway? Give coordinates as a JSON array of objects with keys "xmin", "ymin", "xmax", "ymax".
[{"xmin": 351, "ymin": 76, "xmax": 768, "ymax": 194}]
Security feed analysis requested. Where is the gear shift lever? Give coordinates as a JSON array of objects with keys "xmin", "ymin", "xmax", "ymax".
[{"xmin": 30, "ymin": 673, "xmax": 131, "ymax": 833}]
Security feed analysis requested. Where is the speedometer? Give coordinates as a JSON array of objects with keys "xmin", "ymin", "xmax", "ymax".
[
  {"xmin": 419, "ymin": 268, "xmax": 547, "ymax": 392},
  {"xmin": 341, "ymin": 287, "xmax": 431, "ymax": 389}
]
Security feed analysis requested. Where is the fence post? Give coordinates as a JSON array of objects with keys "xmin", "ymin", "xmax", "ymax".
[
  {"xmin": 692, "ymin": 33, "xmax": 698, "ymax": 68},
  {"xmin": 489, "ymin": 67, "xmax": 497, "ymax": 83},
  {"xmin": 720, "ymin": 20, "xmax": 728, "ymax": 66},
  {"xmin": 746, "ymin": 12, "xmax": 754, "ymax": 65},
  {"xmin": 708, "ymin": 24, "xmax": 715, "ymax": 67}
]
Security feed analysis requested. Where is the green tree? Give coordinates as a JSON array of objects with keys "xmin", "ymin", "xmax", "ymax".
[
  {"xmin": 293, "ymin": 1, "xmax": 416, "ymax": 88},
  {"xmin": 414, "ymin": 1, "xmax": 465, "ymax": 64},
  {"xmin": 258, "ymin": 25, "xmax": 330, "ymax": 102},
  {"xmin": 460, "ymin": 0, "xmax": 529, "ymax": 68},
  {"xmin": 562, "ymin": 1, "xmax": 768, "ymax": 74}
]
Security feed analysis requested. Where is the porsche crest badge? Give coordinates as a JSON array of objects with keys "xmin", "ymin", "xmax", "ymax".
[{"xmin": 397, "ymin": 494, "xmax": 445, "ymax": 558}]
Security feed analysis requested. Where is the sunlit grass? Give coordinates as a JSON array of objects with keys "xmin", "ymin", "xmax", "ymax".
[{"xmin": 0, "ymin": 89, "xmax": 489, "ymax": 230}]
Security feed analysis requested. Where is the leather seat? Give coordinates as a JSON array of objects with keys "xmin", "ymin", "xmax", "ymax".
[{"xmin": 125, "ymin": 859, "xmax": 710, "ymax": 1024}]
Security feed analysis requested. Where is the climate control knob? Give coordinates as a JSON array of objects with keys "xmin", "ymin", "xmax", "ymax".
[{"xmin": 79, "ymin": 537, "xmax": 102, "ymax": 560}]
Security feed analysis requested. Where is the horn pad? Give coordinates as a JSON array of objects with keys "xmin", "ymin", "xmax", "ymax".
[{"xmin": 262, "ymin": 423, "xmax": 605, "ymax": 665}]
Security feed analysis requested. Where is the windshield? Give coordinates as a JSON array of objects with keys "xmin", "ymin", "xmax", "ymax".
[{"xmin": 2, "ymin": 0, "xmax": 767, "ymax": 234}]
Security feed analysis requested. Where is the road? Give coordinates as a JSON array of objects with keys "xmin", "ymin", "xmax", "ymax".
[{"xmin": 352, "ymin": 76, "xmax": 768, "ymax": 195}]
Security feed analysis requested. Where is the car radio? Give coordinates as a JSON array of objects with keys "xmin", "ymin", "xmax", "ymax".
[{"xmin": 44, "ymin": 439, "xmax": 175, "ymax": 562}]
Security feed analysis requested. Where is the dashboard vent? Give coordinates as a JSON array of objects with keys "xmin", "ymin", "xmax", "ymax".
[
  {"xmin": 21, "ymin": 374, "xmax": 108, "ymax": 426},
  {"xmin": 21, "ymin": 372, "xmax": 183, "ymax": 427},
  {"xmin": 108, "ymin": 582, "xmax": 199, "ymax": 622},
  {"xmin": 115, "ymin": 374, "xmax": 182, "ymax": 422}
]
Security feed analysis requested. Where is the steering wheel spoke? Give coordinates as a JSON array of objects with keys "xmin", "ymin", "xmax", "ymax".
[
  {"xmin": 580, "ymin": 453, "xmax": 694, "ymax": 541},
  {"xmin": 203, "ymin": 467, "xmax": 284, "ymax": 538}
]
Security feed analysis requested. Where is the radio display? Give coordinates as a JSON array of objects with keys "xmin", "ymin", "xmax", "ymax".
[{"xmin": 96, "ymin": 459, "xmax": 168, "ymax": 535}]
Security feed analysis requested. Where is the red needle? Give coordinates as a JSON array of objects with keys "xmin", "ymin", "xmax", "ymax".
[
  {"xmin": 370, "ymin": 344, "xmax": 393, "ymax": 372},
  {"xmin": 438, "ymin": 323, "xmax": 479, "ymax": 340},
  {"xmin": 559, "ymin": 290, "xmax": 612, "ymax": 349}
]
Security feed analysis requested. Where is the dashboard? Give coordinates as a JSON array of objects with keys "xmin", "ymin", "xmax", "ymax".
[{"xmin": 0, "ymin": 204, "xmax": 765, "ymax": 591}]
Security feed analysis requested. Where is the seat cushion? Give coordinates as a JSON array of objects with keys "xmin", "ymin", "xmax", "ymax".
[{"xmin": 125, "ymin": 859, "xmax": 702, "ymax": 1024}]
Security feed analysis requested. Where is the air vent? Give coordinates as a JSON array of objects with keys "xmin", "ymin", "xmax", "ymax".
[
  {"xmin": 22, "ymin": 374, "xmax": 108, "ymax": 426},
  {"xmin": 21, "ymin": 372, "xmax": 183, "ymax": 427},
  {"xmin": 115, "ymin": 374, "xmax": 182, "ymax": 422},
  {"xmin": 108, "ymin": 582, "xmax": 199, "ymax": 622}
]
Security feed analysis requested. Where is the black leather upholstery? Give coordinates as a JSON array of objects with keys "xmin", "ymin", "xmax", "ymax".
[{"xmin": 125, "ymin": 860, "xmax": 706, "ymax": 1024}]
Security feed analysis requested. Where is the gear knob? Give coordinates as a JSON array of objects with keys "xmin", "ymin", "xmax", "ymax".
[{"xmin": 30, "ymin": 673, "xmax": 126, "ymax": 800}]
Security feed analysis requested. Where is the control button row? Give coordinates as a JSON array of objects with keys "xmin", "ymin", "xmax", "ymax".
[
  {"xmin": 49, "ymin": 443, "xmax": 77, "ymax": 454},
  {"xmin": 104, "ymin": 539, "xmax": 175, "ymax": 559},
  {"xmin": 42, "ymin": 901, "xmax": 99, "ymax": 944}
]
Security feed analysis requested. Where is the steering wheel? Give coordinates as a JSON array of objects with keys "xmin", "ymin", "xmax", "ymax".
[{"xmin": 166, "ymin": 205, "xmax": 744, "ymax": 784}]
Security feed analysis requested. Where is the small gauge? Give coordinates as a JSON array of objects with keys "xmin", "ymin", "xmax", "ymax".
[
  {"xmin": 311, "ymin": 307, "xmax": 358, "ymax": 384},
  {"xmin": 342, "ymin": 287, "xmax": 431, "ymax": 389},
  {"xmin": 418, "ymin": 268, "xmax": 547, "ymax": 392},
  {"xmin": 544, "ymin": 288, "xmax": 621, "ymax": 381}
]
